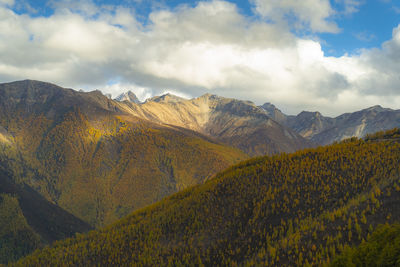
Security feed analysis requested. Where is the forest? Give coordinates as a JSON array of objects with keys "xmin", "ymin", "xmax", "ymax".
[{"xmin": 10, "ymin": 128, "xmax": 400, "ymax": 266}]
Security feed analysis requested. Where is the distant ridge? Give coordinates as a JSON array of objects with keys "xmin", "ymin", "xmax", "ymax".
[{"xmin": 281, "ymin": 105, "xmax": 400, "ymax": 145}]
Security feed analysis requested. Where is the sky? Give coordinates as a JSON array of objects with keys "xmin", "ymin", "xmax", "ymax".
[{"xmin": 0, "ymin": 0, "xmax": 400, "ymax": 116}]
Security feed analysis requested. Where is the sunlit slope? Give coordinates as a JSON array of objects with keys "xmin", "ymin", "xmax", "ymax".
[
  {"xmin": 14, "ymin": 129, "xmax": 400, "ymax": 266},
  {"xmin": 0, "ymin": 80, "xmax": 247, "ymax": 227},
  {"xmin": 123, "ymin": 93, "xmax": 312, "ymax": 156}
]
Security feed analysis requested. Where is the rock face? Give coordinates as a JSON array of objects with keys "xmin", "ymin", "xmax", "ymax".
[
  {"xmin": 122, "ymin": 94, "xmax": 313, "ymax": 156},
  {"xmin": 115, "ymin": 91, "xmax": 141, "ymax": 104}
]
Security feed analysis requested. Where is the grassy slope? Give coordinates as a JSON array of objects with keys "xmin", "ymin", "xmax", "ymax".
[{"xmin": 13, "ymin": 129, "xmax": 400, "ymax": 266}]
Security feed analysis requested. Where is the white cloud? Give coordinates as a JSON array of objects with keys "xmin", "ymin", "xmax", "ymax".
[
  {"xmin": 336, "ymin": 0, "xmax": 363, "ymax": 14},
  {"xmin": 251, "ymin": 0, "xmax": 339, "ymax": 33},
  {"xmin": 0, "ymin": 0, "xmax": 14, "ymax": 7},
  {"xmin": 0, "ymin": 0, "xmax": 399, "ymax": 116}
]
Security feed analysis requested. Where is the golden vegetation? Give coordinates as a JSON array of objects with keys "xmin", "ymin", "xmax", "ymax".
[
  {"xmin": 13, "ymin": 129, "xmax": 400, "ymax": 266},
  {"xmin": 331, "ymin": 223, "xmax": 400, "ymax": 266}
]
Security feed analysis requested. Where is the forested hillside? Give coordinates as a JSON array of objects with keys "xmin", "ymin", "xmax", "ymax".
[
  {"xmin": 331, "ymin": 223, "xmax": 400, "ymax": 266},
  {"xmin": 0, "ymin": 170, "xmax": 91, "ymax": 264},
  {"xmin": 0, "ymin": 80, "xmax": 247, "ymax": 227},
  {"xmin": 13, "ymin": 129, "xmax": 400, "ymax": 266}
]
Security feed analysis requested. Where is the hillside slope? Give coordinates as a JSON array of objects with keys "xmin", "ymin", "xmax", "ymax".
[
  {"xmin": 331, "ymin": 223, "xmax": 400, "ymax": 266},
  {"xmin": 14, "ymin": 129, "xmax": 400, "ymax": 266},
  {"xmin": 0, "ymin": 80, "xmax": 247, "ymax": 227},
  {"xmin": 0, "ymin": 170, "xmax": 92, "ymax": 264}
]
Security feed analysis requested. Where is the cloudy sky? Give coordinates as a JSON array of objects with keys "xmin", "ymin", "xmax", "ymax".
[{"xmin": 0, "ymin": 0, "xmax": 400, "ymax": 116}]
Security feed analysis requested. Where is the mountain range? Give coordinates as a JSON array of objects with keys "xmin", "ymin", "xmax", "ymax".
[
  {"xmin": 116, "ymin": 89, "xmax": 400, "ymax": 148},
  {"xmin": 1, "ymin": 79, "xmax": 400, "ymax": 265}
]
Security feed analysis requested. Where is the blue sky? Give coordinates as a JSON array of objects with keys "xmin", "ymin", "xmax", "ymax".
[
  {"xmin": 1, "ymin": 0, "xmax": 400, "ymax": 115},
  {"xmin": 323, "ymin": 0, "xmax": 400, "ymax": 56}
]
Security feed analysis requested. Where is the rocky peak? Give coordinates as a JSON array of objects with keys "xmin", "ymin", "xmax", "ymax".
[
  {"xmin": 115, "ymin": 91, "xmax": 140, "ymax": 104},
  {"xmin": 147, "ymin": 93, "xmax": 186, "ymax": 103},
  {"xmin": 260, "ymin": 102, "xmax": 287, "ymax": 123}
]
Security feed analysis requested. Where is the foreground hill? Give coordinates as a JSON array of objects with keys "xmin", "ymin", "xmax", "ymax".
[
  {"xmin": 0, "ymin": 170, "xmax": 91, "ymax": 264},
  {"xmin": 0, "ymin": 80, "xmax": 247, "ymax": 227},
  {"xmin": 331, "ymin": 223, "xmax": 400, "ymax": 266},
  {"xmin": 14, "ymin": 129, "xmax": 400, "ymax": 266},
  {"xmin": 120, "ymin": 93, "xmax": 312, "ymax": 156}
]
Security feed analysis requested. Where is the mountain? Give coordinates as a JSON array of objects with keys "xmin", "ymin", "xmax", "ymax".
[
  {"xmin": 14, "ymin": 129, "xmax": 400, "ymax": 266},
  {"xmin": 122, "ymin": 94, "xmax": 312, "ymax": 156},
  {"xmin": 310, "ymin": 105, "xmax": 400, "ymax": 145},
  {"xmin": 260, "ymin": 102, "xmax": 288, "ymax": 124},
  {"xmin": 115, "ymin": 91, "xmax": 140, "ymax": 104},
  {"xmin": 146, "ymin": 93, "xmax": 186, "ymax": 103},
  {"xmin": 261, "ymin": 101, "xmax": 400, "ymax": 146},
  {"xmin": 0, "ymin": 80, "xmax": 248, "ymax": 228},
  {"xmin": 284, "ymin": 111, "xmax": 335, "ymax": 140},
  {"xmin": 0, "ymin": 169, "xmax": 92, "ymax": 264}
]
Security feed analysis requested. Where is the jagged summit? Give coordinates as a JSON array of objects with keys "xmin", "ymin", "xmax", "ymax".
[
  {"xmin": 296, "ymin": 110, "xmax": 323, "ymax": 118},
  {"xmin": 260, "ymin": 102, "xmax": 287, "ymax": 123},
  {"xmin": 361, "ymin": 105, "xmax": 391, "ymax": 113},
  {"xmin": 197, "ymin": 93, "xmax": 219, "ymax": 99},
  {"xmin": 115, "ymin": 91, "xmax": 140, "ymax": 104}
]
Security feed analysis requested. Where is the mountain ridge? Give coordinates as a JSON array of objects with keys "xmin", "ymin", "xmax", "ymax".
[
  {"xmin": 257, "ymin": 100, "xmax": 400, "ymax": 145},
  {"xmin": 120, "ymin": 92, "xmax": 312, "ymax": 156}
]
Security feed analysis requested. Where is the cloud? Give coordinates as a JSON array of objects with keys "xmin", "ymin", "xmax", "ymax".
[
  {"xmin": 337, "ymin": 0, "xmax": 363, "ymax": 14},
  {"xmin": 250, "ymin": 0, "xmax": 339, "ymax": 33},
  {"xmin": 355, "ymin": 31, "xmax": 376, "ymax": 42},
  {"xmin": 0, "ymin": 0, "xmax": 399, "ymax": 116},
  {"xmin": 0, "ymin": 0, "xmax": 14, "ymax": 6}
]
